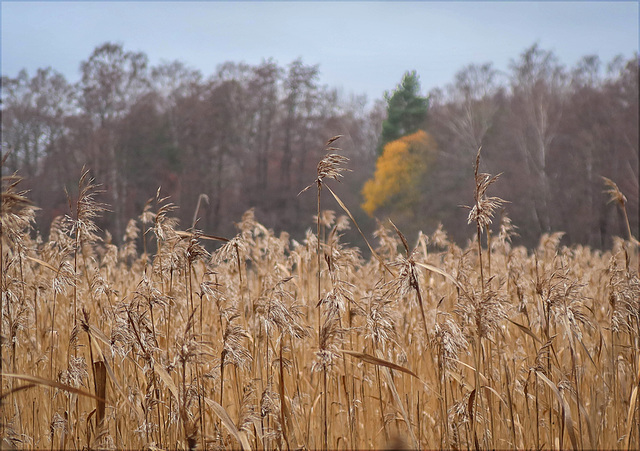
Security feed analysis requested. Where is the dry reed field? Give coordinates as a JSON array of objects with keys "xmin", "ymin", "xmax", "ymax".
[{"xmin": 1, "ymin": 140, "xmax": 639, "ymax": 450}]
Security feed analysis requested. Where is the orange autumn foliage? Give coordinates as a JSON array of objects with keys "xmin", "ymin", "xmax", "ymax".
[{"xmin": 361, "ymin": 130, "xmax": 436, "ymax": 216}]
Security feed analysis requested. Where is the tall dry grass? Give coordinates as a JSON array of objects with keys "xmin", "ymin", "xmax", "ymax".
[{"xmin": 1, "ymin": 140, "xmax": 639, "ymax": 450}]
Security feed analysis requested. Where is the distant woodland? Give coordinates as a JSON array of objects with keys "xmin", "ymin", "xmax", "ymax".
[{"xmin": 2, "ymin": 43, "xmax": 638, "ymax": 248}]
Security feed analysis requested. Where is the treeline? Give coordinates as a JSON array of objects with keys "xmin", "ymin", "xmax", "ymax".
[
  {"xmin": 1, "ymin": 43, "xmax": 638, "ymax": 248},
  {"xmin": 1, "ymin": 42, "xmax": 382, "ymax": 243},
  {"xmin": 375, "ymin": 45, "xmax": 638, "ymax": 248}
]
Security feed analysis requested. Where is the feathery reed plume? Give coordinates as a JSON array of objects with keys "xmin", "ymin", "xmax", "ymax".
[
  {"xmin": 1, "ymin": 174, "xmax": 37, "ymax": 244},
  {"xmin": 65, "ymin": 167, "xmax": 108, "ymax": 448},
  {"xmin": 1, "ymin": 172, "xmax": 37, "ymax": 431},
  {"xmin": 68, "ymin": 169, "xmax": 107, "ymax": 247},
  {"xmin": 608, "ymin": 252, "xmax": 640, "ymax": 335},
  {"xmin": 219, "ymin": 308, "xmax": 252, "ymax": 409},
  {"xmin": 463, "ymin": 147, "xmax": 506, "ymax": 449},
  {"xmin": 121, "ymin": 218, "xmax": 140, "ymax": 264},
  {"xmin": 430, "ymin": 312, "xmax": 469, "ymax": 448},
  {"xmin": 389, "ymin": 220, "xmax": 430, "ymax": 336},
  {"xmin": 299, "ymin": 136, "xmax": 349, "ymax": 325},
  {"xmin": 300, "ymin": 135, "xmax": 350, "ymax": 451},
  {"xmin": 465, "ymin": 148, "xmax": 506, "ymax": 295},
  {"xmin": 255, "ymin": 276, "xmax": 309, "ymax": 449},
  {"xmin": 495, "ymin": 212, "xmax": 518, "ymax": 256}
]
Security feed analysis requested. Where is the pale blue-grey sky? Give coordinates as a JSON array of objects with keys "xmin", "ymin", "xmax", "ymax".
[{"xmin": 2, "ymin": 1, "xmax": 638, "ymax": 101}]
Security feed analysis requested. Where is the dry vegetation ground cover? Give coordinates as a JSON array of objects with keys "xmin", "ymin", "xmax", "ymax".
[{"xmin": 1, "ymin": 143, "xmax": 639, "ymax": 450}]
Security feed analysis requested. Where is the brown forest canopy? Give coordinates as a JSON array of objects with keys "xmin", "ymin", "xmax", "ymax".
[{"xmin": 1, "ymin": 42, "xmax": 638, "ymax": 248}]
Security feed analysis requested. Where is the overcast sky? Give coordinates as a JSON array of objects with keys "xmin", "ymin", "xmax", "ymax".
[{"xmin": 2, "ymin": 1, "xmax": 638, "ymax": 101}]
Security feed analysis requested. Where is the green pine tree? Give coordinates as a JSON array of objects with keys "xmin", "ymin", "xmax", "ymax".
[{"xmin": 377, "ymin": 70, "xmax": 429, "ymax": 155}]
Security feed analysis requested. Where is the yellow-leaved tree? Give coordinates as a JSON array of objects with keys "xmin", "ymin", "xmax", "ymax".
[{"xmin": 361, "ymin": 130, "xmax": 437, "ymax": 216}]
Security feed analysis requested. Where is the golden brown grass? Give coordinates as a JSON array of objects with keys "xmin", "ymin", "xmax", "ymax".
[{"xmin": 1, "ymin": 143, "xmax": 639, "ymax": 450}]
